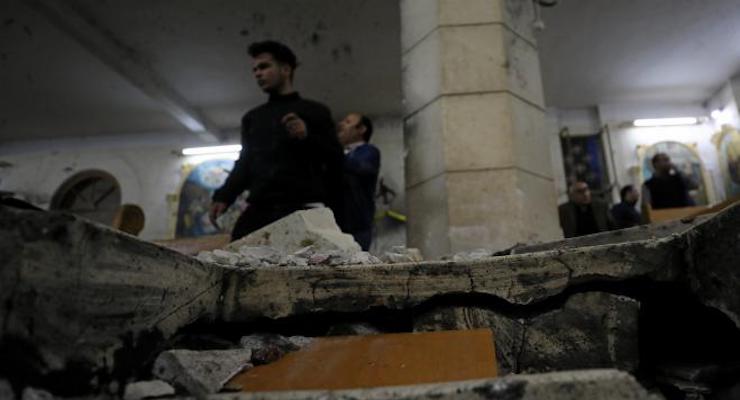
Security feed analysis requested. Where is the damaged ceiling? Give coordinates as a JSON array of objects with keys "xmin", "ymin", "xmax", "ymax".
[
  {"xmin": 0, "ymin": 0, "xmax": 402, "ymax": 143},
  {"xmin": 2, "ymin": 0, "xmax": 740, "ymax": 144}
]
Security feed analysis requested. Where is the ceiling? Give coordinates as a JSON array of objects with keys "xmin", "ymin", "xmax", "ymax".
[
  {"xmin": 0, "ymin": 0, "xmax": 402, "ymax": 143},
  {"xmin": 1, "ymin": 0, "xmax": 739, "ymax": 144},
  {"xmin": 538, "ymin": 0, "xmax": 740, "ymax": 108}
]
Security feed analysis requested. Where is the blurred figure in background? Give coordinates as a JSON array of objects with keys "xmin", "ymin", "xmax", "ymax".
[
  {"xmin": 642, "ymin": 153, "xmax": 695, "ymax": 210},
  {"xmin": 611, "ymin": 185, "xmax": 642, "ymax": 229},
  {"xmin": 558, "ymin": 181, "xmax": 612, "ymax": 238}
]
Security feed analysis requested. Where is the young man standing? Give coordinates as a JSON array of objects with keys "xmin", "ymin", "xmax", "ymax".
[
  {"xmin": 336, "ymin": 112, "xmax": 380, "ymax": 250},
  {"xmin": 210, "ymin": 41, "xmax": 344, "ymax": 240}
]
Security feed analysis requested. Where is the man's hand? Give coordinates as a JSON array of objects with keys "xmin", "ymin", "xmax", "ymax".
[
  {"xmin": 282, "ymin": 113, "xmax": 307, "ymax": 140},
  {"xmin": 209, "ymin": 202, "xmax": 228, "ymax": 227}
]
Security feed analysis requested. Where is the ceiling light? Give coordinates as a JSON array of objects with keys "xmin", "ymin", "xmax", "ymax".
[
  {"xmin": 181, "ymin": 145, "xmax": 242, "ymax": 155},
  {"xmin": 185, "ymin": 153, "xmax": 240, "ymax": 164},
  {"xmin": 633, "ymin": 117, "xmax": 698, "ymax": 127},
  {"xmin": 711, "ymin": 109, "xmax": 723, "ymax": 119}
]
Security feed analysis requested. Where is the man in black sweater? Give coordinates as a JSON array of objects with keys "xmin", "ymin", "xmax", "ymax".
[
  {"xmin": 642, "ymin": 153, "xmax": 695, "ymax": 210},
  {"xmin": 210, "ymin": 41, "xmax": 344, "ymax": 240}
]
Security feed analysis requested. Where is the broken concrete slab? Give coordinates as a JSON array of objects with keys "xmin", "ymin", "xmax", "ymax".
[
  {"xmin": 153, "ymin": 349, "xmax": 252, "ymax": 397},
  {"xmin": 208, "ymin": 369, "xmax": 661, "ymax": 400},
  {"xmin": 1, "ymin": 202, "xmax": 739, "ymax": 392},
  {"xmin": 0, "ymin": 207, "xmax": 226, "ymax": 378},
  {"xmin": 414, "ymin": 292, "xmax": 639, "ymax": 374},
  {"xmin": 224, "ymin": 208, "xmax": 360, "ymax": 254},
  {"xmin": 510, "ymin": 214, "xmax": 712, "ymax": 255},
  {"xmin": 123, "ymin": 380, "xmax": 175, "ymax": 400}
]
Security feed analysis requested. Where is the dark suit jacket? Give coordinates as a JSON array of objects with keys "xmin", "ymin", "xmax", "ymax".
[
  {"xmin": 558, "ymin": 200, "xmax": 612, "ymax": 238},
  {"xmin": 340, "ymin": 143, "xmax": 380, "ymax": 233}
]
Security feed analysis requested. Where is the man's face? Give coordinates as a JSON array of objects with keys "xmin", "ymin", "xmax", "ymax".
[
  {"xmin": 625, "ymin": 188, "xmax": 639, "ymax": 204},
  {"xmin": 337, "ymin": 113, "xmax": 364, "ymax": 146},
  {"xmin": 570, "ymin": 182, "xmax": 592, "ymax": 205},
  {"xmin": 252, "ymin": 53, "xmax": 290, "ymax": 93},
  {"xmin": 653, "ymin": 154, "xmax": 672, "ymax": 174}
]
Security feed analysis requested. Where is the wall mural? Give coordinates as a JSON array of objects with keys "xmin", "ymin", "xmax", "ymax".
[
  {"xmin": 636, "ymin": 141, "xmax": 710, "ymax": 206},
  {"xmin": 712, "ymin": 125, "xmax": 740, "ymax": 198},
  {"xmin": 175, "ymin": 159, "xmax": 247, "ymax": 238},
  {"xmin": 560, "ymin": 133, "xmax": 609, "ymax": 196}
]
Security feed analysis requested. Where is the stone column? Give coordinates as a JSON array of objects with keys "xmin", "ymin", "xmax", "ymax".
[{"xmin": 401, "ymin": 0, "xmax": 562, "ymax": 258}]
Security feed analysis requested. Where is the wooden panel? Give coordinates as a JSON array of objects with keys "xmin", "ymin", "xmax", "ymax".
[
  {"xmin": 227, "ymin": 329, "xmax": 497, "ymax": 392},
  {"xmin": 645, "ymin": 198, "xmax": 740, "ymax": 223},
  {"xmin": 647, "ymin": 206, "xmax": 707, "ymax": 223}
]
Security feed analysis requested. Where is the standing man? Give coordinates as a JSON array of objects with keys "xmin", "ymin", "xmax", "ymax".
[
  {"xmin": 611, "ymin": 185, "xmax": 642, "ymax": 229},
  {"xmin": 558, "ymin": 181, "xmax": 612, "ymax": 238},
  {"xmin": 210, "ymin": 41, "xmax": 344, "ymax": 241},
  {"xmin": 642, "ymin": 153, "xmax": 695, "ymax": 210},
  {"xmin": 336, "ymin": 113, "xmax": 380, "ymax": 250}
]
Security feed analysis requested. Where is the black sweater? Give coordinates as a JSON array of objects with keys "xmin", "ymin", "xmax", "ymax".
[{"xmin": 213, "ymin": 92, "xmax": 344, "ymax": 210}]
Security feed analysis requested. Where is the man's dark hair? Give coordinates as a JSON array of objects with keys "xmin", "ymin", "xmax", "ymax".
[
  {"xmin": 620, "ymin": 185, "xmax": 635, "ymax": 201},
  {"xmin": 358, "ymin": 114, "xmax": 374, "ymax": 142},
  {"xmin": 651, "ymin": 152, "xmax": 668, "ymax": 167},
  {"xmin": 248, "ymin": 40, "xmax": 298, "ymax": 73}
]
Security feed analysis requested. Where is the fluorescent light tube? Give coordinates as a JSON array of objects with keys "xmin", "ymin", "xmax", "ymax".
[
  {"xmin": 633, "ymin": 118, "xmax": 697, "ymax": 127},
  {"xmin": 182, "ymin": 145, "xmax": 242, "ymax": 155}
]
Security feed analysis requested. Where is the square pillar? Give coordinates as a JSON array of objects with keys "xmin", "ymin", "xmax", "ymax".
[{"xmin": 402, "ymin": 0, "xmax": 562, "ymax": 258}]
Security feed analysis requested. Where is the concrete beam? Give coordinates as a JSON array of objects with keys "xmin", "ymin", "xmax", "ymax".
[{"xmin": 24, "ymin": 0, "xmax": 221, "ymax": 143}]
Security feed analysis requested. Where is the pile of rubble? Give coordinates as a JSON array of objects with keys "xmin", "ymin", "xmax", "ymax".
[
  {"xmin": 2, "ymin": 204, "xmax": 740, "ymax": 399},
  {"xmin": 197, "ymin": 245, "xmax": 382, "ymax": 267},
  {"xmin": 196, "ymin": 208, "xmax": 423, "ymax": 267}
]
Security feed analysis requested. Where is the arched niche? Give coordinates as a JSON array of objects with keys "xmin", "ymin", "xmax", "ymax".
[{"xmin": 50, "ymin": 170, "xmax": 122, "ymax": 225}]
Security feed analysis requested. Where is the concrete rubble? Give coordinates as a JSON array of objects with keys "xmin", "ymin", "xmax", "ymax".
[
  {"xmin": 153, "ymin": 349, "xmax": 253, "ymax": 397},
  {"xmin": 1, "ymin": 202, "xmax": 740, "ymax": 398},
  {"xmin": 19, "ymin": 388, "xmax": 52, "ymax": 400},
  {"xmin": 0, "ymin": 380, "xmax": 13, "ymax": 400},
  {"xmin": 239, "ymin": 334, "xmax": 313, "ymax": 365},
  {"xmin": 381, "ymin": 246, "xmax": 424, "ymax": 263},
  {"xmin": 224, "ymin": 208, "xmax": 361, "ymax": 254},
  {"xmin": 122, "ymin": 380, "xmax": 175, "ymax": 400},
  {"xmin": 209, "ymin": 369, "xmax": 663, "ymax": 400},
  {"xmin": 196, "ymin": 245, "xmax": 382, "ymax": 267},
  {"xmin": 414, "ymin": 292, "xmax": 640, "ymax": 374}
]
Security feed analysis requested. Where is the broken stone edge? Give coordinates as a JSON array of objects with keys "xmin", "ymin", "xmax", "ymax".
[{"xmin": 208, "ymin": 369, "xmax": 659, "ymax": 400}]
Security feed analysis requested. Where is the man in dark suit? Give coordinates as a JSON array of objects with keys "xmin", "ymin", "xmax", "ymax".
[
  {"xmin": 336, "ymin": 112, "xmax": 380, "ymax": 250},
  {"xmin": 558, "ymin": 181, "xmax": 612, "ymax": 238}
]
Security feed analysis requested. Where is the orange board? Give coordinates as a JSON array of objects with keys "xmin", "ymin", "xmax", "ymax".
[{"xmin": 227, "ymin": 329, "xmax": 497, "ymax": 392}]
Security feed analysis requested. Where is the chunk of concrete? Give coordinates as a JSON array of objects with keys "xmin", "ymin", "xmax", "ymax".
[
  {"xmin": 414, "ymin": 292, "xmax": 640, "ymax": 374},
  {"xmin": 207, "ymin": 369, "xmax": 660, "ymax": 400},
  {"xmin": 20, "ymin": 388, "xmax": 52, "ymax": 400},
  {"xmin": 239, "ymin": 334, "xmax": 313, "ymax": 365},
  {"xmin": 382, "ymin": 246, "xmax": 424, "ymax": 263},
  {"xmin": 0, "ymin": 380, "xmax": 14, "ymax": 400},
  {"xmin": 224, "ymin": 208, "xmax": 360, "ymax": 254},
  {"xmin": 153, "ymin": 349, "xmax": 253, "ymax": 397},
  {"xmin": 123, "ymin": 380, "xmax": 175, "ymax": 400}
]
